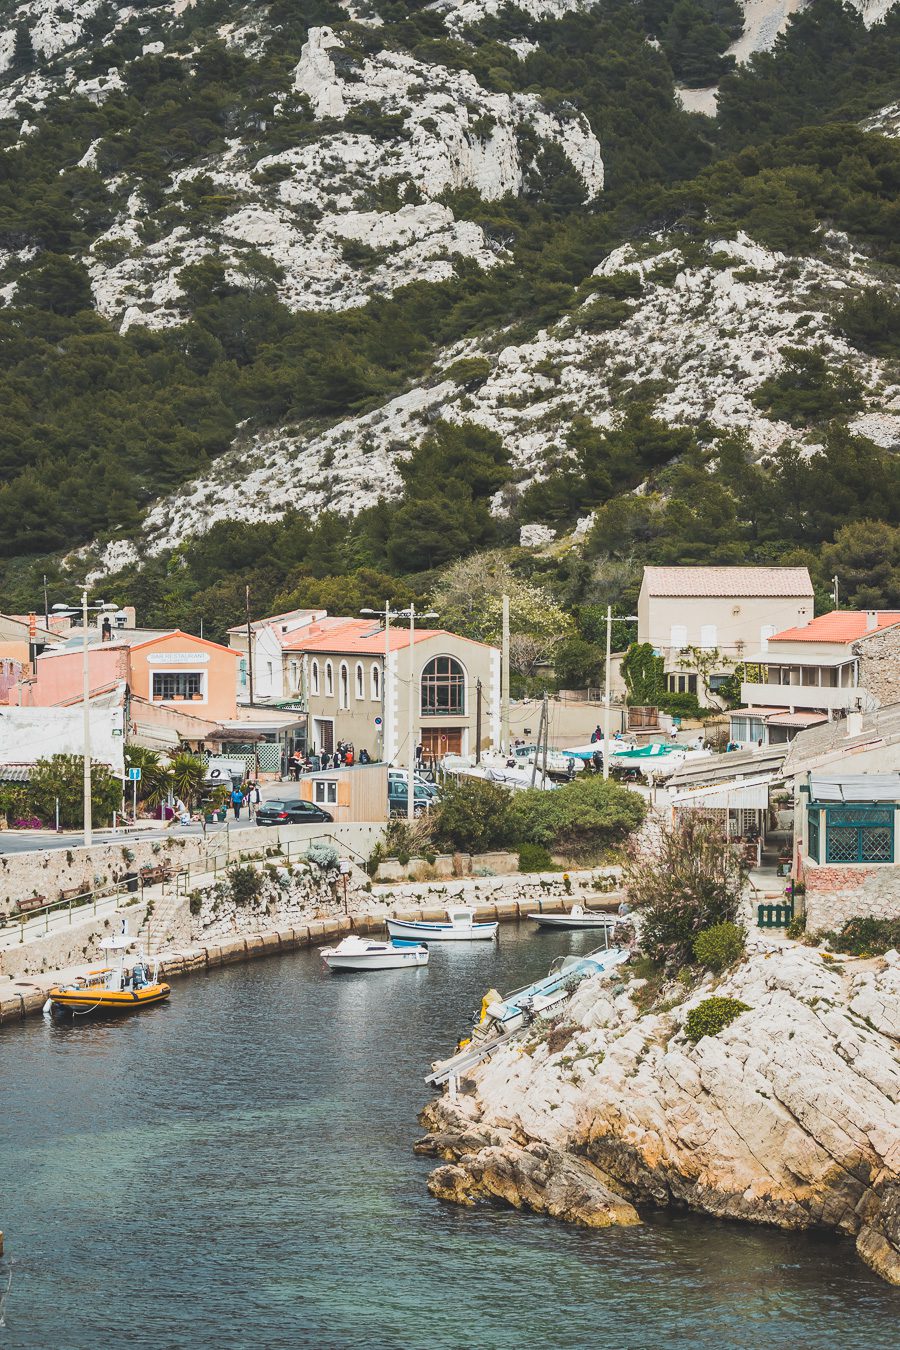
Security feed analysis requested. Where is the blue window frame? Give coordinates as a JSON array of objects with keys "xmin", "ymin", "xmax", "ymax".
[{"xmin": 823, "ymin": 806, "xmax": 894, "ymax": 864}]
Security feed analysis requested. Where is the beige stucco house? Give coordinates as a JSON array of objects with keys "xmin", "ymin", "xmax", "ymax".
[
  {"xmin": 638, "ymin": 566, "xmax": 814, "ymax": 701},
  {"xmin": 281, "ymin": 616, "xmax": 500, "ymax": 763}
]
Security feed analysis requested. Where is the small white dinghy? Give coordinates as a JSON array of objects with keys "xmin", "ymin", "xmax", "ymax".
[
  {"xmin": 527, "ymin": 904, "xmax": 620, "ymax": 930},
  {"xmin": 321, "ymin": 934, "xmax": 429, "ymax": 972},
  {"xmin": 386, "ymin": 905, "xmax": 498, "ymax": 943}
]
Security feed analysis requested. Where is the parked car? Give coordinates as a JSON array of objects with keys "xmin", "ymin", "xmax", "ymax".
[
  {"xmin": 388, "ymin": 781, "xmax": 438, "ymax": 817},
  {"xmin": 256, "ymin": 800, "xmax": 334, "ymax": 826}
]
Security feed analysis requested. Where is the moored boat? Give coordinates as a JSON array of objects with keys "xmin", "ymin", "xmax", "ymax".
[
  {"xmin": 386, "ymin": 906, "xmax": 498, "ymax": 943},
  {"xmin": 527, "ymin": 904, "xmax": 620, "ymax": 930},
  {"xmin": 46, "ymin": 937, "xmax": 170, "ymax": 1017},
  {"xmin": 321, "ymin": 935, "xmax": 429, "ymax": 971}
]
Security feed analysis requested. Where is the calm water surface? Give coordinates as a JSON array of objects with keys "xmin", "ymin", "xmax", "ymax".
[{"xmin": 2, "ymin": 924, "xmax": 899, "ymax": 1349}]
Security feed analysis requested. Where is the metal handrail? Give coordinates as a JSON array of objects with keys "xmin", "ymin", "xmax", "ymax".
[{"xmin": 1, "ymin": 877, "xmax": 135, "ymax": 942}]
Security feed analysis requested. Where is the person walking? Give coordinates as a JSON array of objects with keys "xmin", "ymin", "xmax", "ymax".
[
  {"xmin": 231, "ymin": 785, "xmax": 244, "ymax": 819},
  {"xmin": 247, "ymin": 781, "xmax": 261, "ymax": 818}
]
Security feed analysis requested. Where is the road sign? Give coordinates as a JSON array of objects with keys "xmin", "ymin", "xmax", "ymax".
[
  {"xmin": 374, "ymin": 716, "xmax": 383, "ymax": 728},
  {"xmin": 126, "ymin": 767, "xmax": 142, "ymax": 781}
]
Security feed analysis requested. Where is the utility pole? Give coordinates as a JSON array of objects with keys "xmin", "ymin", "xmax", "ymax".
[
  {"xmin": 81, "ymin": 588, "xmax": 91, "ymax": 846},
  {"xmin": 530, "ymin": 695, "xmax": 546, "ymax": 789},
  {"xmin": 406, "ymin": 602, "xmax": 437, "ymax": 819},
  {"xmin": 501, "ymin": 593, "xmax": 510, "ymax": 754},
  {"xmin": 245, "ymin": 584, "xmax": 254, "ymax": 706},
  {"xmin": 541, "ymin": 690, "xmax": 549, "ymax": 786},
  {"xmin": 475, "ymin": 678, "xmax": 482, "ymax": 764},
  {"xmin": 603, "ymin": 604, "xmax": 612, "ymax": 780},
  {"xmin": 42, "ymin": 574, "xmax": 49, "ymax": 628},
  {"xmin": 361, "ymin": 603, "xmax": 398, "ymax": 763}
]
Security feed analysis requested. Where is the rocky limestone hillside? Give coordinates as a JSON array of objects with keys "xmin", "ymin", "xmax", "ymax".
[
  {"xmin": 0, "ymin": 0, "xmax": 898, "ymax": 593},
  {"xmin": 91, "ymin": 226, "xmax": 900, "ymax": 577},
  {"xmin": 417, "ymin": 942, "xmax": 900, "ymax": 1285}
]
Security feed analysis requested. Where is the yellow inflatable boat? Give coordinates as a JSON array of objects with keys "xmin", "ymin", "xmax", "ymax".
[{"xmin": 47, "ymin": 937, "xmax": 170, "ymax": 1018}]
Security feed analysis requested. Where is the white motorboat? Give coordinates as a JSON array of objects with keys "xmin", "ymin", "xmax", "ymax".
[
  {"xmin": 527, "ymin": 904, "xmax": 621, "ymax": 930},
  {"xmin": 321, "ymin": 934, "xmax": 429, "ymax": 972},
  {"xmin": 386, "ymin": 905, "xmax": 498, "ymax": 943}
]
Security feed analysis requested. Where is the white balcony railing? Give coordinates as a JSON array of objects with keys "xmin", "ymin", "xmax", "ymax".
[{"xmin": 740, "ymin": 681, "xmax": 864, "ymax": 713}]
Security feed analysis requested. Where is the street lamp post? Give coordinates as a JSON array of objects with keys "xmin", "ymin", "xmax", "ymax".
[
  {"xmin": 401, "ymin": 604, "xmax": 437, "ymax": 821},
  {"xmin": 52, "ymin": 594, "xmax": 117, "ymax": 845},
  {"xmin": 361, "ymin": 604, "xmax": 400, "ymax": 764},
  {"xmin": 602, "ymin": 608, "xmax": 639, "ymax": 780}
]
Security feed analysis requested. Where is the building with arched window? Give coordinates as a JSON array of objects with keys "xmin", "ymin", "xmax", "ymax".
[{"xmin": 279, "ymin": 615, "xmax": 500, "ymax": 764}]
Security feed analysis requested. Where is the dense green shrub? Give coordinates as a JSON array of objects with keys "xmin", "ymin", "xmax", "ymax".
[
  {"xmin": 27, "ymin": 754, "xmax": 122, "ymax": 829},
  {"xmin": 508, "ymin": 776, "xmax": 647, "ymax": 860},
  {"xmin": 836, "ymin": 288, "xmax": 900, "ymax": 358},
  {"xmin": 752, "ymin": 348, "xmax": 864, "ymax": 426},
  {"xmin": 517, "ymin": 842, "xmax": 558, "ymax": 873},
  {"xmin": 693, "ymin": 921, "xmax": 746, "ymax": 970},
  {"xmin": 432, "ymin": 778, "xmax": 514, "ymax": 854},
  {"xmin": 829, "ymin": 916, "xmax": 900, "ymax": 957},
  {"xmin": 227, "ymin": 865, "xmax": 263, "ymax": 906},
  {"xmin": 683, "ymin": 996, "xmax": 751, "ymax": 1043}
]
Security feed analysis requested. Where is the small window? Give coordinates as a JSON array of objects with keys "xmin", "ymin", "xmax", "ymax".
[
  {"xmin": 325, "ymin": 661, "xmax": 334, "ymax": 696},
  {"xmin": 314, "ymin": 780, "xmax": 338, "ymax": 805},
  {"xmin": 371, "ymin": 663, "xmax": 380, "ymax": 701},
  {"xmin": 311, "ymin": 660, "xmax": 320, "ymax": 695},
  {"xmin": 355, "ymin": 662, "xmax": 364, "ymax": 699}
]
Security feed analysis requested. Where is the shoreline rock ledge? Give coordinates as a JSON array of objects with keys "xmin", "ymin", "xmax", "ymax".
[{"xmin": 416, "ymin": 944, "xmax": 900, "ymax": 1283}]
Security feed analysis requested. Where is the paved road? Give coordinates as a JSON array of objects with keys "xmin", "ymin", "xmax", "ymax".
[{"xmin": 0, "ymin": 783, "xmax": 302, "ymax": 854}]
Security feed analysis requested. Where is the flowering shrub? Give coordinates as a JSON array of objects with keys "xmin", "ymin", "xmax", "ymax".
[{"xmin": 13, "ymin": 816, "xmax": 44, "ymax": 830}]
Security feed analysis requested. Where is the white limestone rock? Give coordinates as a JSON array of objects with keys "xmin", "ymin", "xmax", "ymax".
[{"xmin": 424, "ymin": 944, "xmax": 900, "ymax": 1285}]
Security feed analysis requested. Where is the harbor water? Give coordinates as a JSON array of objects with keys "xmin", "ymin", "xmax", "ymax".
[{"xmin": 2, "ymin": 923, "xmax": 899, "ymax": 1348}]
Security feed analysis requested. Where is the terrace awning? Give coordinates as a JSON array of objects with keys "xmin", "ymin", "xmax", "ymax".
[{"xmin": 672, "ymin": 779, "xmax": 772, "ymax": 811}]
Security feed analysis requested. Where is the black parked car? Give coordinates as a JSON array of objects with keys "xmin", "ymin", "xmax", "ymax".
[{"xmin": 256, "ymin": 800, "xmax": 334, "ymax": 826}]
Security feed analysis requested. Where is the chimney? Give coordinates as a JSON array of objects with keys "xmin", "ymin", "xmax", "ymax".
[
  {"xmin": 101, "ymin": 617, "xmax": 112, "ymax": 643},
  {"xmin": 846, "ymin": 711, "xmax": 863, "ymax": 737},
  {"xmin": 866, "ymin": 611, "xmax": 878, "ymax": 632}
]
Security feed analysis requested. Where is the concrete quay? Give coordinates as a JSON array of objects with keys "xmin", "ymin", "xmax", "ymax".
[{"xmin": 0, "ymin": 890, "xmax": 619, "ymax": 1027}]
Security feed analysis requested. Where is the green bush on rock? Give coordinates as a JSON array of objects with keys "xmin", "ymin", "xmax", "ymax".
[
  {"xmin": 683, "ymin": 996, "xmax": 751, "ymax": 1043},
  {"xmin": 693, "ymin": 921, "xmax": 746, "ymax": 971}
]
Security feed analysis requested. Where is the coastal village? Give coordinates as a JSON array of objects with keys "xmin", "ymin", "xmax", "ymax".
[
  {"xmin": 2, "ymin": 0, "xmax": 900, "ymax": 1341},
  {"xmin": 2, "ymin": 563, "xmax": 899, "ymax": 1291}
]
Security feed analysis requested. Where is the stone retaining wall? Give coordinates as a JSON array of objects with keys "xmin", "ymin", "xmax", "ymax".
[
  {"xmin": 0, "ymin": 899, "xmax": 150, "ymax": 979},
  {"xmin": 0, "ymin": 821, "xmax": 385, "ymax": 914},
  {"xmin": 804, "ymin": 861, "xmax": 900, "ymax": 931}
]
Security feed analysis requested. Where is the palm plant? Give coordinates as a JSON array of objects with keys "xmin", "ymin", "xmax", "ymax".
[{"xmin": 169, "ymin": 752, "xmax": 206, "ymax": 807}]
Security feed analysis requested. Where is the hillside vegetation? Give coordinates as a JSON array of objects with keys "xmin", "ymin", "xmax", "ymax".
[{"xmin": 0, "ymin": 0, "xmax": 896, "ymax": 645}]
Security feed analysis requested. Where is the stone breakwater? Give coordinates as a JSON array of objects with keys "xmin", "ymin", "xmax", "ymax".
[{"xmin": 416, "ymin": 943, "xmax": 900, "ymax": 1285}]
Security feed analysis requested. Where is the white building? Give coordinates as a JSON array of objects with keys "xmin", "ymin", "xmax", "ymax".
[{"xmin": 637, "ymin": 566, "xmax": 814, "ymax": 701}]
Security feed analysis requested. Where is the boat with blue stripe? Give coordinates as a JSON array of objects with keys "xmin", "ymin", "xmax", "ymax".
[{"xmin": 387, "ymin": 906, "xmax": 498, "ymax": 943}]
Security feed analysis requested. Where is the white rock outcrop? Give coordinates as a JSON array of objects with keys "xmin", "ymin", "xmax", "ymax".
[{"xmin": 418, "ymin": 943, "xmax": 900, "ymax": 1285}]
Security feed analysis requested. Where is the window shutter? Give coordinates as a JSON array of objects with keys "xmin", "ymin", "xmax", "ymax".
[
  {"xmin": 670, "ymin": 624, "xmax": 687, "ymax": 648},
  {"xmin": 338, "ymin": 781, "xmax": 351, "ymax": 808},
  {"xmin": 699, "ymin": 624, "xmax": 717, "ymax": 650}
]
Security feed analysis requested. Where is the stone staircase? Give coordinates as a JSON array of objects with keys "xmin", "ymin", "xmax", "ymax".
[{"xmin": 142, "ymin": 888, "xmax": 185, "ymax": 957}]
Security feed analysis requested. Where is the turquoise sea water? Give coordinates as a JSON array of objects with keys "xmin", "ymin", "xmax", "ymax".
[{"xmin": 1, "ymin": 923, "xmax": 899, "ymax": 1349}]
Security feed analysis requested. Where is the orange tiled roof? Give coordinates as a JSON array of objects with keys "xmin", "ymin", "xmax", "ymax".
[
  {"xmin": 283, "ymin": 618, "xmax": 497, "ymax": 655},
  {"xmin": 643, "ymin": 566, "xmax": 813, "ymax": 597},
  {"xmin": 770, "ymin": 611, "xmax": 900, "ymax": 644}
]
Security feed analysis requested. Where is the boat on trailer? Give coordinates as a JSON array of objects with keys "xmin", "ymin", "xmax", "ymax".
[
  {"xmin": 527, "ymin": 904, "xmax": 620, "ymax": 930},
  {"xmin": 321, "ymin": 935, "xmax": 429, "ymax": 971},
  {"xmin": 46, "ymin": 937, "xmax": 170, "ymax": 1017},
  {"xmin": 386, "ymin": 905, "xmax": 498, "ymax": 943}
]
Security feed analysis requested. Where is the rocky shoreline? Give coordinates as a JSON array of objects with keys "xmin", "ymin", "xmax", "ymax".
[{"xmin": 416, "ymin": 942, "xmax": 900, "ymax": 1285}]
